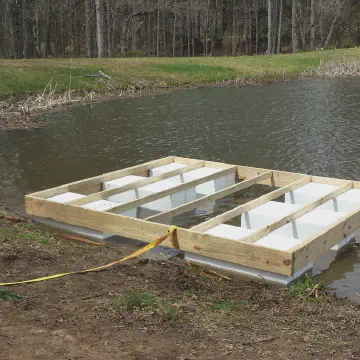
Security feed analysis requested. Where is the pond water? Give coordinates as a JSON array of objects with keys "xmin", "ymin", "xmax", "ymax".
[{"xmin": 1, "ymin": 77, "xmax": 360, "ymax": 299}]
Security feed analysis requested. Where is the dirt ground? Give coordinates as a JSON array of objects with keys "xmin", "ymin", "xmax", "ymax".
[{"xmin": 1, "ymin": 215, "xmax": 360, "ymax": 360}]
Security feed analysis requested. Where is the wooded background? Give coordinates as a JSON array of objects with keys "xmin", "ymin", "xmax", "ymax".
[{"xmin": 1, "ymin": 0, "xmax": 359, "ymax": 59}]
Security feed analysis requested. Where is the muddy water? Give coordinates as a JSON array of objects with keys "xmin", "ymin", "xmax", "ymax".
[{"xmin": 1, "ymin": 77, "xmax": 360, "ymax": 298}]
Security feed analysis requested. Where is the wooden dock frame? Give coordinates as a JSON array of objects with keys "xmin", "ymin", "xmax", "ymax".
[{"xmin": 25, "ymin": 156, "xmax": 360, "ymax": 280}]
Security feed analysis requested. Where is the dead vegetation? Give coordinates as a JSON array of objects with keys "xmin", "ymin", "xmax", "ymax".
[{"xmin": 306, "ymin": 59, "xmax": 360, "ymax": 77}]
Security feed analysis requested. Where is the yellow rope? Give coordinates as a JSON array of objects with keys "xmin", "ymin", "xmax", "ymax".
[{"xmin": 0, "ymin": 226, "xmax": 178, "ymax": 286}]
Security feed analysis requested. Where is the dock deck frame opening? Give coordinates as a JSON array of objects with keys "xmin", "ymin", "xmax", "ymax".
[{"xmin": 25, "ymin": 156, "xmax": 360, "ymax": 283}]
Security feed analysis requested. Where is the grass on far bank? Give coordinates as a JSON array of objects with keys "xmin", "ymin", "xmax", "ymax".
[{"xmin": 2, "ymin": 48, "xmax": 360, "ymax": 98}]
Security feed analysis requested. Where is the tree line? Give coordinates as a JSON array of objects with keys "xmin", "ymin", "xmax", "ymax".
[{"xmin": 1, "ymin": 0, "xmax": 359, "ymax": 59}]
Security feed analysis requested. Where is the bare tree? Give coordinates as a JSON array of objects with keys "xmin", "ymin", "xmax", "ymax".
[{"xmin": 95, "ymin": 0, "xmax": 104, "ymax": 57}]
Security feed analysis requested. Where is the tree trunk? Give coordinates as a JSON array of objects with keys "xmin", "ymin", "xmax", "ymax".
[
  {"xmin": 255, "ymin": 0, "xmax": 259, "ymax": 54},
  {"xmin": 277, "ymin": 0, "xmax": 283, "ymax": 53},
  {"xmin": 85, "ymin": 0, "xmax": 92, "ymax": 57},
  {"xmin": 95, "ymin": 0, "xmax": 105, "ymax": 57},
  {"xmin": 292, "ymin": 0, "xmax": 298, "ymax": 53},
  {"xmin": 172, "ymin": 0, "xmax": 177, "ymax": 57},
  {"xmin": 310, "ymin": 0, "xmax": 315, "ymax": 49},
  {"xmin": 267, "ymin": 0, "xmax": 272, "ymax": 54},
  {"xmin": 107, "ymin": 0, "xmax": 112, "ymax": 57},
  {"xmin": 324, "ymin": 10, "xmax": 341, "ymax": 49},
  {"xmin": 22, "ymin": 0, "xmax": 29, "ymax": 58},
  {"xmin": 232, "ymin": 5, "xmax": 237, "ymax": 56},
  {"xmin": 156, "ymin": 10, "xmax": 160, "ymax": 56}
]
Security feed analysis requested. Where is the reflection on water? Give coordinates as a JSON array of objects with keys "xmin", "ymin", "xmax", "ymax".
[{"xmin": 1, "ymin": 77, "xmax": 360, "ymax": 297}]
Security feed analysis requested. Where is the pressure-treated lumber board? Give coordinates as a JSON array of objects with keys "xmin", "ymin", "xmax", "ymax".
[
  {"xmin": 291, "ymin": 204, "xmax": 360, "ymax": 273},
  {"xmin": 192, "ymin": 176, "xmax": 311, "ymax": 233},
  {"xmin": 145, "ymin": 171, "xmax": 274, "ymax": 223},
  {"xmin": 106, "ymin": 166, "xmax": 238, "ymax": 214},
  {"xmin": 25, "ymin": 195, "xmax": 293, "ymax": 275},
  {"xmin": 241, "ymin": 182, "xmax": 353, "ymax": 244},
  {"xmin": 69, "ymin": 161, "xmax": 205, "ymax": 206},
  {"xmin": 30, "ymin": 156, "xmax": 175, "ymax": 199},
  {"xmin": 311, "ymin": 176, "xmax": 352, "ymax": 186}
]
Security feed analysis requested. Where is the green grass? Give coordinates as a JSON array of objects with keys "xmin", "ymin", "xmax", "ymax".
[
  {"xmin": 288, "ymin": 273, "xmax": 324, "ymax": 297},
  {"xmin": 0, "ymin": 287, "xmax": 22, "ymax": 301},
  {"xmin": 1, "ymin": 48, "xmax": 360, "ymax": 97}
]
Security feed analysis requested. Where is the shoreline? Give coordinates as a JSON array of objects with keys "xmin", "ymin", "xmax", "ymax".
[{"xmin": 0, "ymin": 74, "xmax": 305, "ymax": 131}]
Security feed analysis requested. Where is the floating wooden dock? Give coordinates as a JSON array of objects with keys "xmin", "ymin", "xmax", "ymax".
[{"xmin": 25, "ymin": 157, "xmax": 360, "ymax": 285}]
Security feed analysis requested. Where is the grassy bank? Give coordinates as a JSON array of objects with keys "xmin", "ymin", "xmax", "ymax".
[
  {"xmin": 2, "ymin": 48, "xmax": 360, "ymax": 97},
  {"xmin": 1, "ymin": 213, "xmax": 360, "ymax": 359}
]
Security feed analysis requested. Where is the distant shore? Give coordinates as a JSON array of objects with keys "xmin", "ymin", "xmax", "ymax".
[{"xmin": 1, "ymin": 48, "xmax": 360, "ymax": 130}]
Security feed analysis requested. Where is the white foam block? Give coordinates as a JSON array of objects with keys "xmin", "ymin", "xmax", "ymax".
[
  {"xmin": 318, "ymin": 189, "xmax": 360, "ymax": 212},
  {"xmin": 180, "ymin": 167, "xmax": 235, "ymax": 196},
  {"xmin": 138, "ymin": 179, "xmax": 196, "ymax": 212},
  {"xmin": 285, "ymin": 182, "xmax": 337, "ymax": 206},
  {"xmin": 205, "ymin": 224, "xmax": 255, "ymax": 241},
  {"xmin": 293, "ymin": 208, "xmax": 346, "ymax": 240},
  {"xmin": 104, "ymin": 175, "xmax": 145, "ymax": 204},
  {"xmin": 82, "ymin": 199, "xmax": 137, "ymax": 219},
  {"xmin": 48, "ymin": 192, "xmax": 85, "ymax": 204},
  {"xmin": 150, "ymin": 163, "xmax": 187, "ymax": 176},
  {"xmin": 241, "ymin": 201, "xmax": 301, "ymax": 230},
  {"xmin": 255, "ymin": 233, "xmax": 302, "ymax": 251}
]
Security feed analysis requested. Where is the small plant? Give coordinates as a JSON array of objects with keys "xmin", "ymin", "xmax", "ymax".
[
  {"xmin": 114, "ymin": 289, "xmax": 155, "ymax": 310},
  {"xmin": 0, "ymin": 287, "xmax": 22, "ymax": 301},
  {"xmin": 39, "ymin": 238, "xmax": 49, "ymax": 245},
  {"xmin": 288, "ymin": 273, "xmax": 324, "ymax": 298}
]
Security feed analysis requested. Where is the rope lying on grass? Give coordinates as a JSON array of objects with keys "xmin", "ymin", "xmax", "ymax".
[{"xmin": 0, "ymin": 226, "xmax": 178, "ymax": 286}]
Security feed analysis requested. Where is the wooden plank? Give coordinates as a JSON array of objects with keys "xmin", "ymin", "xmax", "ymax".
[
  {"xmin": 145, "ymin": 171, "xmax": 274, "ymax": 223},
  {"xmin": 30, "ymin": 156, "xmax": 174, "ymax": 199},
  {"xmin": 272, "ymin": 170, "xmax": 307, "ymax": 187},
  {"xmin": 105, "ymin": 166, "xmax": 237, "ymax": 214},
  {"xmin": 192, "ymin": 176, "xmax": 311, "ymax": 233},
  {"xmin": 291, "ymin": 204, "xmax": 360, "ymax": 273},
  {"xmin": 239, "ymin": 182, "xmax": 353, "ymax": 244},
  {"xmin": 69, "ymin": 161, "xmax": 205, "ymax": 206},
  {"xmin": 311, "ymin": 175, "xmax": 351, "ymax": 186},
  {"xmin": 204, "ymin": 160, "xmax": 238, "ymax": 169},
  {"xmin": 25, "ymin": 195, "xmax": 292, "ymax": 275},
  {"xmin": 236, "ymin": 166, "xmax": 306, "ymax": 187},
  {"xmin": 173, "ymin": 157, "xmax": 203, "ymax": 165}
]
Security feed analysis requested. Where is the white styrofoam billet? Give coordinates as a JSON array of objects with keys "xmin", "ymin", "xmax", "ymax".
[
  {"xmin": 205, "ymin": 224, "xmax": 255, "ymax": 241},
  {"xmin": 285, "ymin": 182, "xmax": 337, "ymax": 205},
  {"xmin": 241, "ymin": 201, "xmax": 301, "ymax": 230},
  {"xmin": 48, "ymin": 192, "xmax": 85, "ymax": 203},
  {"xmin": 318, "ymin": 189, "xmax": 360, "ymax": 212},
  {"xmin": 104, "ymin": 175, "xmax": 145, "ymax": 204},
  {"xmin": 150, "ymin": 162, "xmax": 188, "ymax": 176}
]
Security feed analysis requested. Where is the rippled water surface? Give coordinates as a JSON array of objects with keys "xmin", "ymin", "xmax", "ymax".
[{"xmin": 1, "ymin": 77, "xmax": 360, "ymax": 298}]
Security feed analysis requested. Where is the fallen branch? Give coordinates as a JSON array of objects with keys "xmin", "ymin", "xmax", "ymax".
[{"xmin": 84, "ymin": 70, "xmax": 111, "ymax": 80}]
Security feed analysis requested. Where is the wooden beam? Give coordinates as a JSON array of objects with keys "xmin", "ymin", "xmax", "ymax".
[
  {"xmin": 105, "ymin": 166, "xmax": 237, "ymax": 214},
  {"xmin": 145, "ymin": 171, "xmax": 274, "ymax": 223},
  {"xmin": 291, "ymin": 204, "xmax": 360, "ymax": 273},
  {"xmin": 25, "ymin": 195, "xmax": 293, "ymax": 275},
  {"xmin": 192, "ymin": 176, "xmax": 311, "ymax": 233},
  {"xmin": 30, "ymin": 156, "xmax": 174, "ymax": 199},
  {"xmin": 311, "ymin": 175, "xmax": 351, "ymax": 186},
  {"xmin": 239, "ymin": 182, "xmax": 353, "ymax": 244},
  {"xmin": 69, "ymin": 161, "xmax": 205, "ymax": 206}
]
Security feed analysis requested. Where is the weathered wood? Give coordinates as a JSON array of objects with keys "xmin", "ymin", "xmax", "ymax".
[
  {"xmin": 291, "ymin": 204, "xmax": 360, "ymax": 273},
  {"xmin": 146, "ymin": 171, "xmax": 274, "ymax": 223},
  {"xmin": 25, "ymin": 195, "xmax": 292, "ymax": 275},
  {"xmin": 192, "ymin": 176, "xmax": 311, "ymax": 233},
  {"xmin": 312, "ymin": 175, "xmax": 351, "ymax": 186},
  {"xmin": 106, "ymin": 166, "xmax": 237, "ymax": 214},
  {"xmin": 240, "ymin": 182, "xmax": 353, "ymax": 244},
  {"xmin": 30, "ymin": 156, "xmax": 174, "ymax": 199},
  {"xmin": 69, "ymin": 161, "xmax": 205, "ymax": 206}
]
